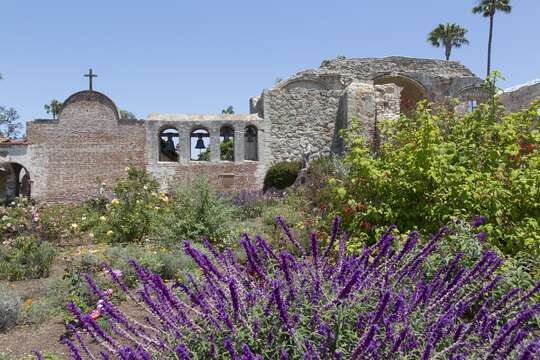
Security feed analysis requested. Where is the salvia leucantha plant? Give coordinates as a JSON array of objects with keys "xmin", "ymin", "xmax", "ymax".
[{"xmin": 38, "ymin": 217, "xmax": 540, "ymax": 359}]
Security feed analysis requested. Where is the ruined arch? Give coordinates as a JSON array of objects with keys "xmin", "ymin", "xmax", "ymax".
[
  {"xmin": 374, "ymin": 74, "xmax": 428, "ymax": 114},
  {"xmin": 280, "ymin": 79, "xmax": 330, "ymax": 91},
  {"xmin": 0, "ymin": 162, "xmax": 31, "ymax": 204},
  {"xmin": 454, "ymin": 85, "xmax": 489, "ymax": 112}
]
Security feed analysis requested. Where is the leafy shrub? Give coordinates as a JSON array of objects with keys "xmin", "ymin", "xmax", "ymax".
[
  {"xmin": 231, "ymin": 189, "xmax": 283, "ymax": 218},
  {"xmin": 38, "ymin": 203, "xmax": 90, "ymax": 245},
  {"xmin": 0, "ymin": 237, "xmax": 55, "ymax": 281},
  {"xmin": 0, "ymin": 198, "xmax": 34, "ymax": 241},
  {"xmin": 332, "ymin": 100, "xmax": 540, "ymax": 263},
  {"xmin": 0, "ymin": 284, "xmax": 21, "ymax": 332},
  {"xmin": 301, "ymin": 155, "xmax": 347, "ymax": 215},
  {"xmin": 52, "ymin": 219, "xmax": 540, "ymax": 359},
  {"xmin": 104, "ymin": 245, "xmax": 196, "ymax": 286},
  {"xmin": 156, "ymin": 177, "xmax": 236, "ymax": 247},
  {"xmin": 263, "ymin": 161, "xmax": 302, "ymax": 191},
  {"xmin": 89, "ymin": 166, "xmax": 164, "ymax": 244}
]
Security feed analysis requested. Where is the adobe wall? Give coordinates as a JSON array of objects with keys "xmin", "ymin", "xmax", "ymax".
[{"xmin": 26, "ymin": 91, "xmax": 146, "ymax": 202}]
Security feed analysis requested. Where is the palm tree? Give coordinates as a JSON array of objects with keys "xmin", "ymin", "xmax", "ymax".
[
  {"xmin": 473, "ymin": 0, "xmax": 512, "ymax": 77},
  {"xmin": 428, "ymin": 23, "xmax": 470, "ymax": 61}
]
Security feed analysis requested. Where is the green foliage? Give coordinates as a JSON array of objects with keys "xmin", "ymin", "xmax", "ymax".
[
  {"xmin": 427, "ymin": 23, "xmax": 469, "ymax": 60},
  {"xmin": 221, "ymin": 105, "xmax": 235, "ymax": 114},
  {"xmin": 156, "ymin": 177, "xmax": 236, "ymax": 247},
  {"xmin": 333, "ymin": 100, "xmax": 540, "ymax": 265},
  {"xmin": 220, "ymin": 139, "xmax": 234, "ymax": 161},
  {"xmin": 0, "ymin": 283, "xmax": 21, "ymax": 332},
  {"xmin": 0, "ymin": 198, "xmax": 33, "ymax": 240},
  {"xmin": 43, "ymin": 99, "xmax": 63, "ymax": 120},
  {"xmin": 119, "ymin": 109, "xmax": 137, "ymax": 120},
  {"xmin": 0, "ymin": 106, "xmax": 21, "ymax": 139},
  {"xmin": 301, "ymin": 156, "xmax": 347, "ymax": 217},
  {"xmin": 93, "ymin": 166, "xmax": 163, "ymax": 244},
  {"xmin": 263, "ymin": 161, "xmax": 302, "ymax": 191},
  {"xmin": 0, "ymin": 237, "xmax": 55, "ymax": 281},
  {"xmin": 196, "ymin": 149, "xmax": 211, "ymax": 161}
]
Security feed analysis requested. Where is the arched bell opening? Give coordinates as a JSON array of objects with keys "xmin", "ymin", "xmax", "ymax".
[
  {"xmin": 0, "ymin": 162, "xmax": 31, "ymax": 205},
  {"xmin": 190, "ymin": 128, "xmax": 210, "ymax": 161},
  {"xmin": 220, "ymin": 126, "xmax": 235, "ymax": 161},
  {"xmin": 244, "ymin": 125, "xmax": 258, "ymax": 161},
  {"xmin": 159, "ymin": 127, "xmax": 180, "ymax": 162}
]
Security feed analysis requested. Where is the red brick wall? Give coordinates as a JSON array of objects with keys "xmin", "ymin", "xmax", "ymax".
[{"xmin": 27, "ymin": 95, "xmax": 146, "ymax": 202}]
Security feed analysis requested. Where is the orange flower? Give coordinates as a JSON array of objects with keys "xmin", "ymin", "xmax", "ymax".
[{"xmin": 90, "ymin": 309, "xmax": 101, "ymax": 320}]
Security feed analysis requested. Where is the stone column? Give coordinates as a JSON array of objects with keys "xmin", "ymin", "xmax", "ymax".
[
  {"xmin": 209, "ymin": 126, "xmax": 220, "ymax": 162},
  {"xmin": 179, "ymin": 127, "xmax": 190, "ymax": 162},
  {"xmin": 235, "ymin": 125, "xmax": 245, "ymax": 162}
]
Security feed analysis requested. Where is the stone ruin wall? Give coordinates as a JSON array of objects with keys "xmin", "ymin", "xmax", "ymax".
[
  {"xmin": 25, "ymin": 92, "xmax": 147, "ymax": 202},
  {"xmin": 263, "ymin": 81, "xmax": 401, "ymax": 164},
  {"xmin": 264, "ymin": 88, "xmax": 343, "ymax": 162},
  {"xmin": 3, "ymin": 57, "xmax": 517, "ymax": 203},
  {"xmin": 500, "ymin": 81, "xmax": 540, "ymax": 112}
]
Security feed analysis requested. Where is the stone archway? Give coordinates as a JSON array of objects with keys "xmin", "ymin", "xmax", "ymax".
[
  {"xmin": 0, "ymin": 162, "xmax": 31, "ymax": 204},
  {"xmin": 374, "ymin": 75, "xmax": 428, "ymax": 114}
]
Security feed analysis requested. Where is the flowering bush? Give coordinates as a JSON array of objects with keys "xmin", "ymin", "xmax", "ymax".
[
  {"xmin": 0, "ymin": 236, "xmax": 55, "ymax": 281},
  {"xmin": 88, "ymin": 167, "xmax": 164, "ymax": 244},
  {"xmin": 156, "ymin": 177, "xmax": 236, "ymax": 247},
  {"xmin": 0, "ymin": 198, "xmax": 34, "ymax": 241},
  {"xmin": 231, "ymin": 189, "xmax": 283, "ymax": 218},
  {"xmin": 51, "ymin": 218, "xmax": 540, "ymax": 359},
  {"xmin": 332, "ymin": 100, "xmax": 540, "ymax": 265}
]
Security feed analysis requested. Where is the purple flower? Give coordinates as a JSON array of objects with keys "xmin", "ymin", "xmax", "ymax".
[
  {"xmin": 176, "ymin": 344, "xmax": 192, "ymax": 360},
  {"xmin": 472, "ymin": 216, "xmax": 487, "ymax": 228},
  {"xmin": 477, "ymin": 231, "xmax": 487, "ymax": 242},
  {"xmin": 323, "ymin": 216, "xmax": 342, "ymax": 259}
]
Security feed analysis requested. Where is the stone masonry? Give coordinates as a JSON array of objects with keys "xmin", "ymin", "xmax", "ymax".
[{"xmin": 0, "ymin": 56, "xmax": 500, "ymax": 203}]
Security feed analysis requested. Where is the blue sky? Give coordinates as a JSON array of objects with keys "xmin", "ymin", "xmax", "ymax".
[{"xmin": 1, "ymin": 0, "xmax": 539, "ymax": 124}]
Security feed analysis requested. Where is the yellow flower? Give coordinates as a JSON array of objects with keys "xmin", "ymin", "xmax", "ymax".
[
  {"xmin": 89, "ymin": 233, "xmax": 95, "ymax": 239},
  {"xmin": 125, "ymin": 166, "xmax": 131, "ymax": 172},
  {"xmin": 71, "ymin": 223, "xmax": 79, "ymax": 230},
  {"xmin": 106, "ymin": 230, "xmax": 114, "ymax": 236},
  {"xmin": 161, "ymin": 196, "xmax": 169, "ymax": 203},
  {"xmin": 100, "ymin": 216, "xmax": 107, "ymax": 222},
  {"xmin": 111, "ymin": 198, "xmax": 120, "ymax": 205}
]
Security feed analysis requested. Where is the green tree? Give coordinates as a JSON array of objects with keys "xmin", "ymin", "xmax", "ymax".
[
  {"xmin": 473, "ymin": 0, "xmax": 512, "ymax": 76},
  {"xmin": 0, "ymin": 107, "xmax": 21, "ymax": 139},
  {"xmin": 220, "ymin": 139, "xmax": 234, "ymax": 161},
  {"xmin": 221, "ymin": 106, "xmax": 234, "ymax": 115},
  {"xmin": 119, "ymin": 110, "xmax": 137, "ymax": 120},
  {"xmin": 428, "ymin": 23, "xmax": 470, "ymax": 61},
  {"xmin": 44, "ymin": 99, "xmax": 63, "ymax": 120}
]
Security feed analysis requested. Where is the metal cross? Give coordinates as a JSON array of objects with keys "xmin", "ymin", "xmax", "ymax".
[{"xmin": 84, "ymin": 68, "xmax": 97, "ymax": 92}]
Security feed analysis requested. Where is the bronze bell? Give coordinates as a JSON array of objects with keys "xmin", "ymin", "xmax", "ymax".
[
  {"xmin": 164, "ymin": 135, "xmax": 176, "ymax": 152},
  {"xmin": 195, "ymin": 134, "xmax": 206, "ymax": 149}
]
